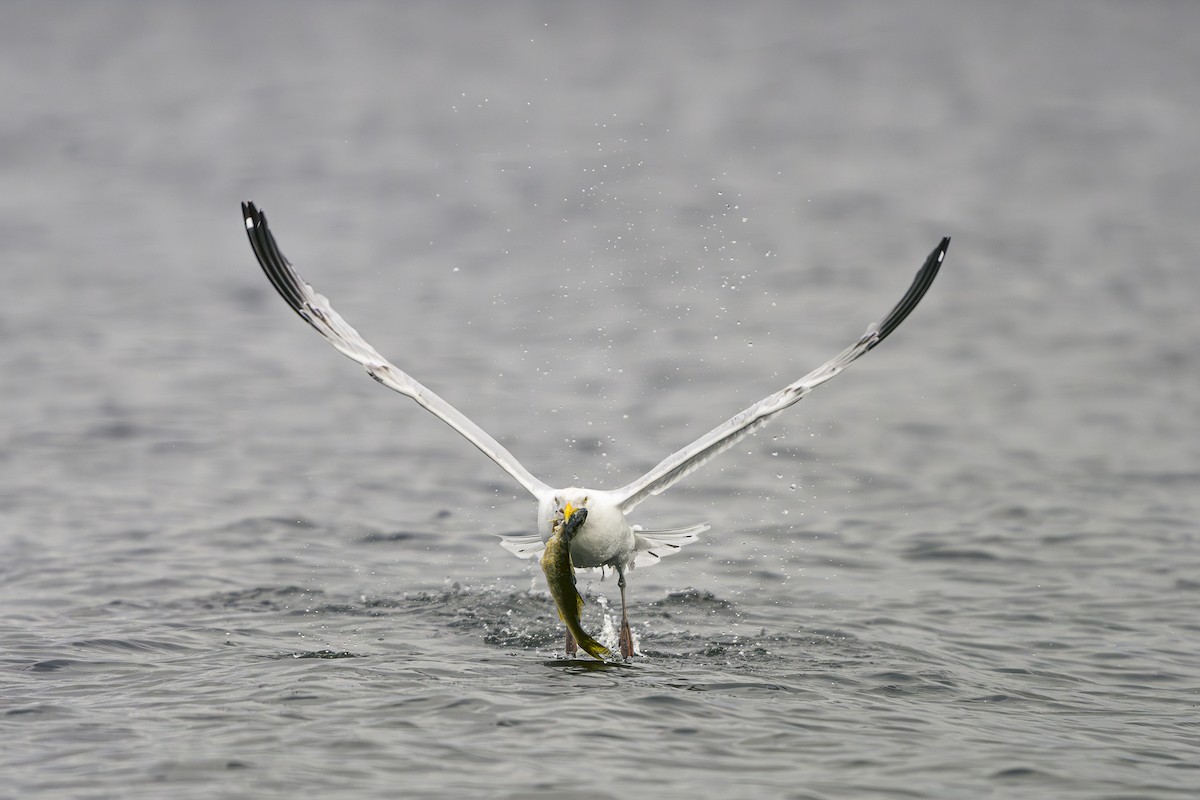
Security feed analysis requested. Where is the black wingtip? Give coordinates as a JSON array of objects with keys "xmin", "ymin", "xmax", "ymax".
[
  {"xmin": 239, "ymin": 200, "xmax": 309, "ymax": 315},
  {"xmin": 869, "ymin": 236, "xmax": 950, "ymax": 348}
]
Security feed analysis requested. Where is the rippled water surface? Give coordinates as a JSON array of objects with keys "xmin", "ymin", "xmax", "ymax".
[{"xmin": 3, "ymin": 3, "xmax": 1199, "ymax": 798}]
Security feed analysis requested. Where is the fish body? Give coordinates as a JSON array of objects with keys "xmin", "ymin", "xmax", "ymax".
[{"xmin": 540, "ymin": 508, "xmax": 612, "ymax": 661}]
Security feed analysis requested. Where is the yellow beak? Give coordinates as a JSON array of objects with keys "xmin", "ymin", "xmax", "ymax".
[{"xmin": 563, "ymin": 502, "xmax": 576, "ymax": 521}]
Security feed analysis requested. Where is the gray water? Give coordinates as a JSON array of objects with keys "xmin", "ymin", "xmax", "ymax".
[{"xmin": 3, "ymin": 3, "xmax": 1199, "ymax": 798}]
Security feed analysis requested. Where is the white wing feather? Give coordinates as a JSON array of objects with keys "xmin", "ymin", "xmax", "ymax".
[
  {"xmin": 611, "ymin": 238, "xmax": 949, "ymax": 513},
  {"xmin": 242, "ymin": 202, "xmax": 553, "ymax": 501}
]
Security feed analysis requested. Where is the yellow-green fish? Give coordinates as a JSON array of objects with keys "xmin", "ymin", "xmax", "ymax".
[{"xmin": 540, "ymin": 507, "xmax": 612, "ymax": 661}]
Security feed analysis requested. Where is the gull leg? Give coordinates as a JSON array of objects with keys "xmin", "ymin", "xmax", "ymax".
[
  {"xmin": 617, "ymin": 567, "xmax": 635, "ymax": 659},
  {"xmin": 564, "ymin": 627, "xmax": 578, "ymax": 657}
]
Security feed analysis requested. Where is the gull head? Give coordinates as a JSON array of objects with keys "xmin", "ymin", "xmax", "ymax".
[{"xmin": 549, "ymin": 491, "xmax": 591, "ymax": 533}]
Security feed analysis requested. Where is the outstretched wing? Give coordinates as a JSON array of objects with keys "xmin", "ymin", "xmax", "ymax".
[
  {"xmin": 611, "ymin": 237, "xmax": 949, "ymax": 513},
  {"xmin": 242, "ymin": 202, "xmax": 553, "ymax": 501}
]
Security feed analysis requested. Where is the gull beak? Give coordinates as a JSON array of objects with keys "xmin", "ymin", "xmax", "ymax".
[{"xmin": 561, "ymin": 505, "xmax": 588, "ymax": 543}]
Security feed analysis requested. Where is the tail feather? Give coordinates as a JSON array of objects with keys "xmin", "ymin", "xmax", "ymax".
[
  {"xmin": 496, "ymin": 531, "xmax": 545, "ymax": 560},
  {"xmin": 500, "ymin": 521, "xmax": 708, "ymax": 569},
  {"xmin": 631, "ymin": 521, "xmax": 709, "ymax": 568}
]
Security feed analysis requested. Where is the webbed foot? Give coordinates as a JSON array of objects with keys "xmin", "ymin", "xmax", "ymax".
[{"xmin": 619, "ymin": 617, "xmax": 635, "ymax": 659}]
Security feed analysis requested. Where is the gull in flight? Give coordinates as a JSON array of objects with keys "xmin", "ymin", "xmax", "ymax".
[{"xmin": 242, "ymin": 201, "xmax": 948, "ymax": 660}]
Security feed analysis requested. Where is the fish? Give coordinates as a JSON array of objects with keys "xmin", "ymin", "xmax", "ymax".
[{"xmin": 540, "ymin": 507, "xmax": 613, "ymax": 661}]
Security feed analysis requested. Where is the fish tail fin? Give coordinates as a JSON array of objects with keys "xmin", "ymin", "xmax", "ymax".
[{"xmin": 577, "ymin": 633, "xmax": 612, "ymax": 661}]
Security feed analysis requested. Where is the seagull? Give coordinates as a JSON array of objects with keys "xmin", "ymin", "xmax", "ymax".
[{"xmin": 242, "ymin": 201, "xmax": 948, "ymax": 659}]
